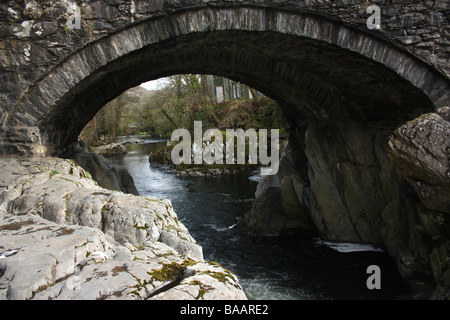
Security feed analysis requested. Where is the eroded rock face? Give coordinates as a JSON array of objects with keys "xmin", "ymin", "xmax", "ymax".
[
  {"xmin": 304, "ymin": 120, "xmax": 388, "ymax": 244},
  {"xmin": 240, "ymin": 118, "xmax": 390, "ymax": 244},
  {"xmin": 238, "ymin": 144, "xmax": 315, "ymax": 236},
  {"xmin": 386, "ymin": 109, "xmax": 450, "ymax": 297},
  {"xmin": 64, "ymin": 141, "xmax": 139, "ymax": 196},
  {"xmin": 240, "ymin": 111, "xmax": 450, "ymax": 298},
  {"xmin": 0, "ymin": 157, "xmax": 246, "ymax": 300}
]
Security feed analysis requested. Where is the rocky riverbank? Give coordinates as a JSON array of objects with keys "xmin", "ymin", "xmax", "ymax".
[
  {"xmin": 149, "ymin": 143, "xmax": 260, "ymax": 178},
  {"xmin": 238, "ymin": 109, "xmax": 450, "ymax": 299},
  {"xmin": 0, "ymin": 157, "xmax": 246, "ymax": 300},
  {"xmin": 175, "ymin": 164, "xmax": 258, "ymax": 178},
  {"xmin": 149, "ymin": 136, "xmax": 288, "ymax": 178}
]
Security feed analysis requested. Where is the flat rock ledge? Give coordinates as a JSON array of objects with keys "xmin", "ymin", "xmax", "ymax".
[{"xmin": 0, "ymin": 157, "xmax": 246, "ymax": 300}]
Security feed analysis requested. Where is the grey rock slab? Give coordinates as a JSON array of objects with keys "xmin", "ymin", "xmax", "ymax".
[{"xmin": 0, "ymin": 157, "xmax": 246, "ymax": 300}]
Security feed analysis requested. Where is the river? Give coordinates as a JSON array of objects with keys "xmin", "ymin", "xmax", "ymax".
[{"xmin": 110, "ymin": 136, "xmax": 413, "ymax": 300}]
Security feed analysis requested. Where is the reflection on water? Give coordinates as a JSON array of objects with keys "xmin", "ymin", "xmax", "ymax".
[{"xmin": 110, "ymin": 135, "xmax": 412, "ymax": 300}]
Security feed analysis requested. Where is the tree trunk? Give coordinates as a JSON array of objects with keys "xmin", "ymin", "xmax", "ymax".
[{"xmin": 250, "ymin": 87, "xmax": 260, "ymax": 107}]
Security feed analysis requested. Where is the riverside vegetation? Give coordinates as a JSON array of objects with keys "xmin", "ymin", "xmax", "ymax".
[
  {"xmin": 80, "ymin": 75, "xmax": 284, "ymax": 147},
  {"xmin": 81, "ymin": 75, "xmax": 286, "ymax": 177}
]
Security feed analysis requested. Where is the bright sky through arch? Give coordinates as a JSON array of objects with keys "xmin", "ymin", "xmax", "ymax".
[{"xmin": 140, "ymin": 77, "xmax": 170, "ymax": 91}]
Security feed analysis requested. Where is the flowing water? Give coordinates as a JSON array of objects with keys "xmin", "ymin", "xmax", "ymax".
[{"xmin": 110, "ymin": 136, "xmax": 413, "ymax": 300}]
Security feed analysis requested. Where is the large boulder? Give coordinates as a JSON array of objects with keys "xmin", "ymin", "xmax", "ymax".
[
  {"xmin": 238, "ymin": 144, "xmax": 316, "ymax": 236},
  {"xmin": 387, "ymin": 109, "xmax": 450, "ymax": 214},
  {"xmin": 386, "ymin": 109, "xmax": 450, "ymax": 297},
  {"xmin": 93, "ymin": 143, "xmax": 127, "ymax": 157}
]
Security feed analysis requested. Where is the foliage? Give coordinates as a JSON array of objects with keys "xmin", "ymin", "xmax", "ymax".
[{"xmin": 80, "ymin": 75, "xmax": 284, "ymax": 146}]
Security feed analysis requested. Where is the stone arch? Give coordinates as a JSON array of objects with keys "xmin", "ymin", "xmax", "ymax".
[{"xmin": 4, "ymin": 6, "xmax": 449, "ymax": 155}]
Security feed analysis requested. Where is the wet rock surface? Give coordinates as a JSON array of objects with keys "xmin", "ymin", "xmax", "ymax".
[{"xmin": 0, "ymin": 157, "xmax": 246, "ymax": 300}]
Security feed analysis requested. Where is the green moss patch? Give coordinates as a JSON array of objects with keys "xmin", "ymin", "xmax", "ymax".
[{"xmin": 149, "ymin": 259, "xmax": 198, "ymax": 282}]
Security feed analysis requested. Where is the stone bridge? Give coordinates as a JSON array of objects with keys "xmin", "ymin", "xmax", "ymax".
[
  {"xmin": 1, "ymin": 0, "xmax": 450, "ymax": 298},
  {"xmin": 0, "ymin": 0, "xmax": 448, "ymax": 154}
]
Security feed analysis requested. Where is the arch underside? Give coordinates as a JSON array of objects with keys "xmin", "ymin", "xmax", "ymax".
[{"xmin": 10, "ymin": 7, "xmax": 447, "ymax": 154}]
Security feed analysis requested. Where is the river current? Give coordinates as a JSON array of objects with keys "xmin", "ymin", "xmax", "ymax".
[{"xmin": 110, "ymin": 136, "xmax": 413, "ymax": 300}]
